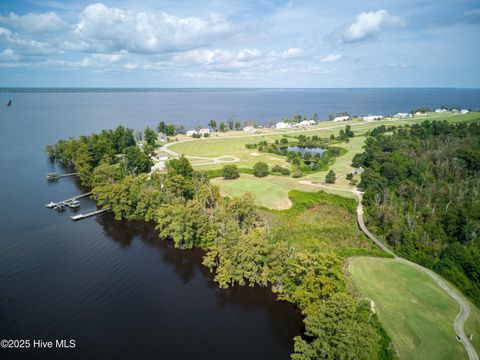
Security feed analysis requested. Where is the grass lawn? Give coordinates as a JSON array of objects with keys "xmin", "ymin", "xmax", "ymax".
[
  {"xmin": 465, "ymin": 302, "xmax": 480, "ymax": 355},
  {"xmin": 211, "ymin": 174, "xmax": 321, "ymax": 209},
  {"xmin": 171, "ymin": 112, "xmax": 479, "ymax": 196},
  {"xmin": 349, "ymin": 257, "xmax": 470, "ymax": 360}
]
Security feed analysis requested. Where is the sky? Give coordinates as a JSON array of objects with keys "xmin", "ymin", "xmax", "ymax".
[{"xmin": 0, "ymin": 0, "xmax": 479, "ymax": 87}]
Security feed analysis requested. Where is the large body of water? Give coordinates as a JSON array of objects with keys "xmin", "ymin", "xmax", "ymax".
[{"xmin": 1, "ymin": 88, "xmax": 479, "ymax": 360}]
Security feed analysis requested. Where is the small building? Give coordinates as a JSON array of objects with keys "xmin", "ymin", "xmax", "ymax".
[
  {"xmin": 363, "ymin": 115, "xmax": 383, "ymax": 122},
  {"xmin": 243, "ymin": 126, "xmax": 257, "ymax": 133},
  {"xmin": 198, "ymin": 128, "xmax": 211, "ymax": 135},
  {"xmin": 333, "ymin": 116, "xmax": 350, "ymax": 122},
  {"xmin": 435, "ymin": 108, "xmax": 448, "ymax": 113},
  {"xmin": 395, "ymin": 112, "xmax": 411, "ymax": 118},
  {"xmin": 186, "ymin": 130, "xmax": 198, "ymax": 137},
  {"xmin": 295, "ymin": 120, "xmax": 316, "ymax": 127},
  {"xmin": 452, "ymin": 109, "xmax": 459, "ymax": 113},
  {"xmin": 414, "ymin": 112, "xmax": 427, "ymax": 116},
  {"xmin": 275, "ymin": 122, "xmax": 292, "ymax": 129},
  {"xmin": 460, "ymin": 109, "xmax": 469, "ymax": 114}
]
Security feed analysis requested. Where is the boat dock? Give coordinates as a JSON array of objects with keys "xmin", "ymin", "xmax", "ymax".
[
  {"xmin": 71, "ymin": 208, "xmax": 109, "ymax": 221},
  {"xmin": 45, "ymin": 192, "xmax": 92, "ymax": 210},
  {"xmin": 46, "ymin": 172, "xmax": 78, "ymax": 181}
]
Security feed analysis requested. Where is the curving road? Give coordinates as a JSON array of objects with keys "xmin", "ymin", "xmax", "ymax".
[
  {"xmin": 159, "ymin": 142, "xmax": 240, "ymax": 165},
  {"xmin": 300, "ymin": 180, "xmax": 478, "ymax": 360}
]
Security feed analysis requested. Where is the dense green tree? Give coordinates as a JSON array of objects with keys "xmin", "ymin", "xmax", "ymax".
[
  {"xmin": 222, "ymin": 164, "xmax": 240, "ymax": 179},
  {"xmin": 253, "ymin": 162, "xmax": 269, "ymax": 177},
  {"xmin": 292, "ymin": 293, "xmax": 381, "ymax": 360},
  {"xmin": 325, "ymin": 170, "xmax": 336, "ymax": 184},
  {"xmin": 144, "ymin": 127, "xmax": 157, "ymax": 146},
  {"xmin": 208, "ymin": 120, "xmax": 217, "ymax": 131},
  {"xmin": 166, "ymin": 155, "xmax": 194, "ymax": 178},
  {"xmin": 123, "ymin": 146, "xmax": 153, "ymax": 174}
]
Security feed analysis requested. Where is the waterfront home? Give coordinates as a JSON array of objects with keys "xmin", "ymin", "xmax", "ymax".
[
  {"xmin": 199, "ymin": 128, "xmax": 211, "ymax": 135},
  {"xmin": 363, "ymin": 115, "xmax": 383, "ymax": 122},
  {"xmin": 460, "ymin": 109, "xmax": 469, "ymax": 114},
  {"xmin": 395, "ymin": 112, "xmax": 411, "ymax": 118},
  {"xmin": 275, "ymin": 122, "xmax": 292, "ymax": 129},
  {"xmin": 294, "ymin": 120, "xmax": 316, "ymax": 127},
  {"xmin": 243, "ymin": 126, "xmax": 257, "ymax": 133},
  {"xmin": 414, "ymin": 111, "xmax": 427, "ymax": 116},
  {"xmin": 435, "ymin": 108, "xmax": 448, "ymax": 113},
  {"xmin": 186, "ymin": 130, "xmax": 198, "ymax": 136},
  {"xmin": 332, "ymin": 116, "xmax": 350, "ymax": 122}
]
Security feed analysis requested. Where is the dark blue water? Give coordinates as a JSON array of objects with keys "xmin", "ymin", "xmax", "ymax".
[{"xmin": 0, "ymin": 88, "xmax": 479, "ymax": 360}]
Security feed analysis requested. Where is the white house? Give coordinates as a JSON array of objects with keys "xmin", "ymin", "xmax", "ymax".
[
  {"xmin": 395, "ymin": 112, "xmax": 411, "ymax": 118},
  {"xmin": 243, "ymin": 126, "xmax": 257, "ymax": 133},
  {"xmin": 332, "ymin": 116, "xmax": 350, "ymax": 122},
  {"xmin": 199, "ymin": 128, "xmax": 211, "ymax": 135},
  {"xmin": 435, "ymin": 108, "xmax": 448, "ymax": 113},
  {"xmin": 452, "ymin": 109, "xmax": 460, "ymax": 113},
  {"xmin": 275, "ymin": 122, "xmax": 292, "ymax": 129},
  {"xmin": 415, "ymin": 112, "xmax": 427, "ymax": 116},
  {"xmin": 460, "ymin": 109, "xmax": 470, "ymax": 114},
  {"xmin": 301, "ymin": 120, "xmax": 316, "ymax": 126},
  {"xmin": 363, "ymin": 115, "xmax": 383, "ymax": 122},
  {"xmin": 186, "ymin": 130, "xmax": 198, "ymax": 137}
]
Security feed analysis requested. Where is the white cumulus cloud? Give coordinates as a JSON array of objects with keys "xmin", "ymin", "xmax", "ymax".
[
  {"xmin": 342, "ymin": 10, "xmax": 404, "ymax": 43},
  {"xmin": 0, "ymin": 11, "xmax": 68, "ymax": 33},
  {"xmin": 73, "ymin": 3, "xmax": 236, "ymax": 53},
  {"xmin": 320, "ymin": 53, "xmax": 342, "ymax": 63}
]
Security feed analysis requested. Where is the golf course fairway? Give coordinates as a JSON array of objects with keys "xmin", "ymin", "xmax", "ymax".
[{"xmin": 349, "ymin": 257, "xmax": 470, "ymax": 359}]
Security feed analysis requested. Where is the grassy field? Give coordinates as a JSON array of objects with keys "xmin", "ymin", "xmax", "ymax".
[
  {"xmin": 168, "ymin": 112, "xmax": 479, "ymax": 197},
  {"xmin": 265, "ymin": 190, "xmax": 375, "ymax": 252},
  {"xmin": 349, "ymin": 257, "xmax": 471, "ymax": 359},
  {"xmin": 211, "ymin": 174, "xmax": 321, "ymax": 209}
]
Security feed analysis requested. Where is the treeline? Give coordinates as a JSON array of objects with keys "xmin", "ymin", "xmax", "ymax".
[
  {"xmin": 354, "ymin": 120, "xmax": 480, "ymax": 305},
  {"xmin": 89, "ymin": 155, "xmax": 392, "ymax": 359},
  {"xmin": 46, "ymin": 125, "xmax": 152, "ymax": 186}
]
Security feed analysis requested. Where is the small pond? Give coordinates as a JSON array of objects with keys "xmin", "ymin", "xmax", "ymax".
[{"xmin": 287, "ymin": 146, "xmax": 326, "ymax": 156}]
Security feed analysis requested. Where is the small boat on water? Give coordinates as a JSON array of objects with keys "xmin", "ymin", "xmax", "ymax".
[{"xmin": 7, "ymin": 100, "xmax": 12, "ymax": 107}]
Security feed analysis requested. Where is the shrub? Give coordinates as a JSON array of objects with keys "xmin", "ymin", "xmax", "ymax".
[
  {"xmin": 281, "ymin": 167, "xmax": 290, "ymax": 175},
  {"xmin": 222, "ymin": 164, "xmax": 240, "ymax": 180},
  {"xmin": 292, "ymin": 168, "xmax": 303, "ymax": 178},
  {"xmin": 253, "ymin": 162, "xmax": 269, "ymax": 177},
  {"xmin": 325, "ymin": 170, "xmax": 336, "ymax": 184},
  {"xmin": 346, "ymin": 173, "xmax": 353, "ymax": 180}
]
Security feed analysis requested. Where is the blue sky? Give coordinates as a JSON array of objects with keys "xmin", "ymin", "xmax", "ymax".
[{"xmin": 0, "ymin": 0, "xmax": 479, "ymax": 87}]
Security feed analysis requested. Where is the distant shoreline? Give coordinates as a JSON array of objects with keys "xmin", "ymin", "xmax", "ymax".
[{"xmin": 1, "ymin": 87, "xmax": 479, "ymax": 93}]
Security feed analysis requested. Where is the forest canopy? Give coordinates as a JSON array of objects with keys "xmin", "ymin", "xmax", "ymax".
[{"xmin": 355, "ymin": 120, "xmax": 480, "ymax": 305}]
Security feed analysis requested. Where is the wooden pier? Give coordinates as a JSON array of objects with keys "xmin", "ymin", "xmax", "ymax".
[
  {"xmin": 46, "ymin": 172, "xmax": 78, "ymax": 181},
  {"xmin": 45, "ymin": 192, "xmax": 92, "ymax": 210},
  {"xmin": 71, "ymin": 208, "xmax": 109, "ymax": 221}
]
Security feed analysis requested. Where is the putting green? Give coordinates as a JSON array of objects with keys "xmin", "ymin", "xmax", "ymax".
[{"xmin": 349, "ymin": 257, "xmax": 469, "ymax": 359}]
